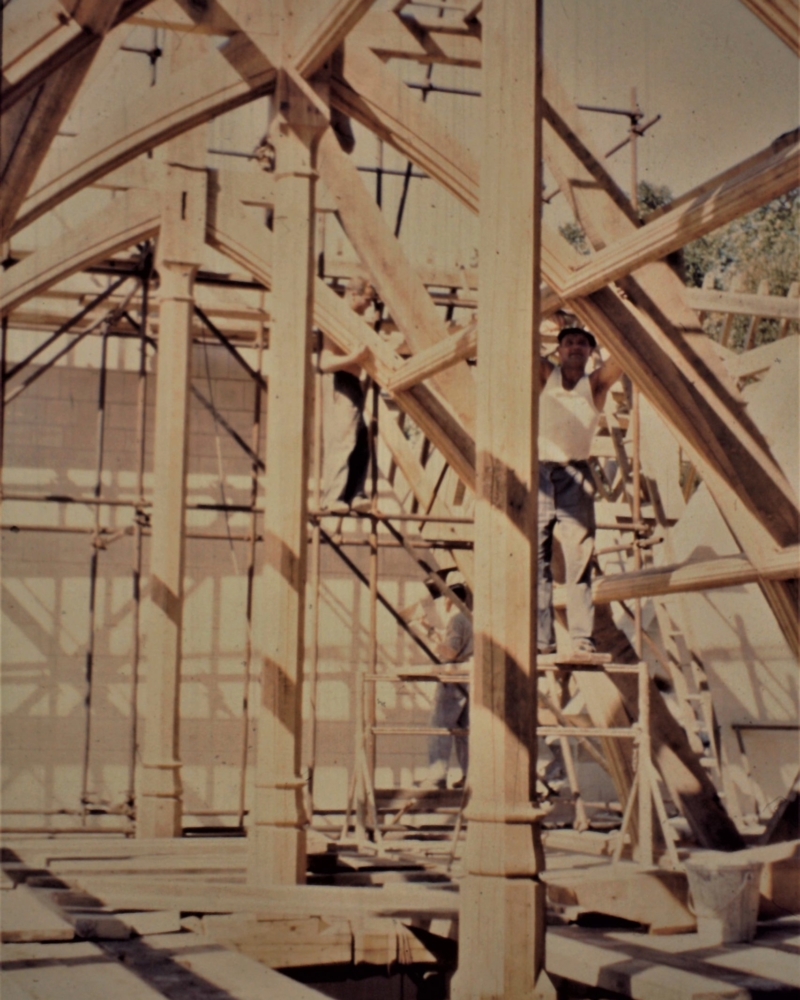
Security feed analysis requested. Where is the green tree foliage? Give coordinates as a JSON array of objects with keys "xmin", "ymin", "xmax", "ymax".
[
  {"xmin": 683, "ymin": 189, "xmax": 798, "ymax": 348},
  {"xmin": 558, "ymin": 220, "xmax": 590, "ymax": 256},
  {"xmin": 558, "ymin": 181, "xmax": 799, "ymax": 350}
]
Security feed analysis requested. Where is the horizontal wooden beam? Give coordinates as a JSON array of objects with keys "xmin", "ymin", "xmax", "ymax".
[
  {"xmin": 683, "ymin": 285, "xmax": 800, "ymax": 321},
  {"xmin": 548, "ymin": 128, "xmax": 800, "ymax": 306},
  {"xmin": 384, "ymin": 319, "xmax": 477, "ymax": 392},
  {"xmin": 553, "ymin": 545, "xmax": 800, "ymax": 608}
]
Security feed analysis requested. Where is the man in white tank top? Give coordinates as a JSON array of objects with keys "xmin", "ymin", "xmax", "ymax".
[{"xmin": 538, "ymin": 327, "xmax": 622, "ymax": 654}]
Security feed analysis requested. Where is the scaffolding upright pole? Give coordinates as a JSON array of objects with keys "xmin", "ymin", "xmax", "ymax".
[
  {"xmin": 366, "ymin": 380, "xmax": 380, "ymax": 779},
  {"xmin": 237, "ymin": 319, "xmax": 266, "ymax": 828},
  {"xmin": 305, "ymin": 332, "xmax": 325, "ymax": 815},
  {"xmin": 127, "ymin": 256, "xmax": 151, "ymax": 816},
  {"xmin": 631, "ymin": 383, "xmax": 654, "ymax": 865},
  {"xmin": 80, "ymin": 324, "xmax": 110, "ymax": 823}
]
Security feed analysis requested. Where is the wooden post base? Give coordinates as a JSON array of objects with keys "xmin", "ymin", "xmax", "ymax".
[
  {"xmin": 136, "ymin": 781, "xmax": 181, "ymax": 839},
  {"xmin": 452, "ymin": 873, "xmax": 546, "ymax": 1000},
  {"xmin": 248, "ymin": 821, "xmax": 306, "ymax": 888}
]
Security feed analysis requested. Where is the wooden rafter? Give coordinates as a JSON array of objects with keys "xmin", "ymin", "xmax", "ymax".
[
  {"xmin": 348, "ymin": 10, "xmax": 482, "ymax": 66},
  {"xmin": 537, "ymin": 75, "xmax": 800, "ymax": 651},
  {"xmin": 739, "ymin": 0, "xmax": 800, "ymax": 54},
  {"xmin": 0, "ymin": 2, "xmax": 133, "ymax": 242},
  {"xmin": 1, "ymin": 0, "xmax": 152, "ymax": 113},
  {"xmin": 542, "ymin": 127, "xmax": 800, "ymax": 310},
  {"xmin": 8, "ymin": 30, "xmax": 277, "ymax": 239},
  {"xmin": 316, "ymin": 127, "xmax": 476, "ymax": 434},
  {"xmin": 205, "ymin": 189, "xmax": 477, "ymax": 488},
  {"xmin": 291, "ymin": 0, "xmax": 376, "ymax": 77},
  {"xmin": 336, "ymin": 43, "xmax": 799, "ymax": 556},
  {"xmin": 332, "ymin": 45, "xmax": 479, "ymax": 211},
  {"xmin": 0, "ymin": 191, "xmax": 160, "ymax": 317}
]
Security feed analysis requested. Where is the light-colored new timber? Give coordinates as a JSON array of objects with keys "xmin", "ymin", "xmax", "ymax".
[
  {"xmin": 384, "ymin": 320, "xmax": 477, "ymax": 393},
  {"xmin": 290, "ymin": 0, "xmax": 375, "ymax": 78},
  {"xmin": 0, "ymin": 934, "xmax": 330, "ymax": 999},
  {"xmin": 337, "ymin": 36, "xmax": 798, "ymax": 558},
  {"xmin": 348, "ymin": 9, "xmax": 482, "ymax": 67},
  {"xmin": 684, "ymin": 284, "xmax": 800, "ymax": 322},
  {"xmin": 138, "ymin": 126, "xmax": 207, "ymax": 839},
  {"xmin": 10, "ymin": 30, "xmax": 276, "ymax": 239},
  {"xmin": 1, "ymin": 885, "xmax": 75, "ymax": 942},
  {"xmin": 316, "ymin": 126, "xmax": 476, "ymax": 435},
  {"xmin": 0, "ymin": 191, "xmax": 160, "ymax": 317},
  {"xmin": 542, "ymin": 128, "xmax": 800, "ymax": 310},
  {"xmin": 332, "ymin": 44, "xmax": 480, "ymax": 212},
  {"xmin": 545, "ymin": 921, "xmax": 800, "ymax": 1000},
  {"xmin": 550, "ymin": 546, "xmax": 800, "ymax": 607},
  {"xmin": 249, "ymin": 63, "xmax": 323, "ymax": 887},
  {"xmin": 543, "ymin": 864, "xmax": 694, "ymax": 935},
  {"xmin": 739, "ymin": 0, "xmax": 800, "ymax": 53},
  {"xmin": 206, "ymin": 196, "xmax": 477, "ymax": 488},
  {"xmin": 453, "ymin": 4, "xmax": 544, "ymax": 999}
]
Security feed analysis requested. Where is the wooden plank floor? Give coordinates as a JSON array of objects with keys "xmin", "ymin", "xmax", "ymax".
[
  {"xmin": 547, "ymin": 920, "xmax": 800, "ymax": 1000},
  {"xmin": 1, "ymin": 935, "xmax": 330, "ymax": 999},
  {"xmin": 3, "ymin": 834, "xmax": 798, "ymax": 999}
]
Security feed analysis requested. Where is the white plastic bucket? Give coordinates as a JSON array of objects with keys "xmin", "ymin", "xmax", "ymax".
[{"xmin": 684, "ymin": 851, "xmax": 763, "ymax": 945}]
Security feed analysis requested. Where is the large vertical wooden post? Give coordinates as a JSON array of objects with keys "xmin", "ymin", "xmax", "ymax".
[
  {"xmin": 452, "ymin": 2, "xmax": 545, "ymax": 997},
  {"xmin": 138, "ymin": 133, "xmax": 206, "ymax": 838},
  {"xmin": 248, "ymin": 60, "xmax": 324, "ymax": 885}
]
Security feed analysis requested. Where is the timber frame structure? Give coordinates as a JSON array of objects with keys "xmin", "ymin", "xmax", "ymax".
[{"xmin": 1, "ymin": 1, "xmax": 799, "ymax": 998}]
